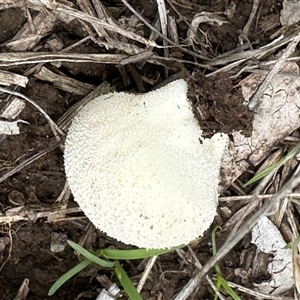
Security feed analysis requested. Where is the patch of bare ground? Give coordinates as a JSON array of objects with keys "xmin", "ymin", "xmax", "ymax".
[{"xmin": 0, "ymin": 0, "xmax": 299, "ymax": 299}]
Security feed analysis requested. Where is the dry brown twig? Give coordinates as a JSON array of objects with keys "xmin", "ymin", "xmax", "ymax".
[
  {"xmin": 156, "ymin": 0, "xmax": 169, "ymax": 77},
  {"xmin": 238, "ymin": 0, "xmax": 260, "ymax": 45},
  {"xmin": 5, "ymin": 8, "xmax": 58, "ymax": 52},
  {"xmin": 34, "ymin": 66, "xmax": 95, "ymax": 95},
  {"xmin": 57, "ymin": 81, "xmax": 113, "ymax": 130},
  {"xmin": 0, "ymin": 52, "xmax": 129, "ymax": 67},
  {"xmin": 206, "ymin": 31, "xmax": 300, "ymax": 72},
  {"xmin": 12, "ymin": 277, "xmax": 30, "ymax": 300},
  {"xmin": 8, "ymin": 0, "xmax": 157, "ymax": 49},
  {"xmin": 118, "ymin": 0, "xmax": 209, "ymax": 60},
  {"xmin": 0, "ymin": 206, "xmax": 82, "ymax": 225},
  {"xmin": 55, "ymin": 2, "xmax": 156, "ymax": 48},
  {"xmin": 227, "ymin": 281, "xmax": 294, "ymax": 300},
  {"xmin": 137, "ymin": 256, "xmax": 158, "ymax": 293},
  {"xmin": 0, "ymin": 71, "xmax": 28, "ymax": 87},
  {"xmin": 219, "ymin": 192, "xmax": 300, "ymax": 202}
]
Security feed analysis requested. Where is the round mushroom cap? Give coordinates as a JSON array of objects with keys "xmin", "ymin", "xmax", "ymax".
[{"xmin": 64, "ymin": 79, "xmax": 228, "ymax": 249}]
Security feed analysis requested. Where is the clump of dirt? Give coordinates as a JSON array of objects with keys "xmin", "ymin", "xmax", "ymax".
[{"xmin": 188, "ymin": 70, "xmax": 255, "ymax": 137}]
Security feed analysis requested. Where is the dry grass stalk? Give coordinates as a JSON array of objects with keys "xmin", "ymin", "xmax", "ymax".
[
  {"xmin": 5, "ymin": 9, "xmax": 57, "ymax": 51},
  {"xmin": 156, "ymin": 0, "xmax": 169, "ymax": 77},
  {"xmin": 0, "ymin": 98, "xmax": 25, "ymax": 120},
  {"xmin": 0, "ymin": 52, "xmax": 129, "ymax": 66},
  {"xmin": 227, "ymin": 281, "xmax": 294, "ymax": 300},
  {"xmin": 0, "ymin": 205, "xmax": 82, "ymax": 224},
  {"xmin": 0, "ymin": 70, "xmax": 28, "ymax": 87},
  {"xmin": 54, "ymin": 3, "xmax": 157, "ymax": 47},
  {"xmin": 34, "ymin": 66, "xmax": 95, "ymax": 95},
  {"xmin": 206, "ymin": 31, "xmax": 300, "ymax": 68}
]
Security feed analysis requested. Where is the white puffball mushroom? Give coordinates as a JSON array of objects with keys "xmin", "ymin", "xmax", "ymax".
[{"xmin": 64, "ymin": 79, "xmax": 228, "ymax": 249}]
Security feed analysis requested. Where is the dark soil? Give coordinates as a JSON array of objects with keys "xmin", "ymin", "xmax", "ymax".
[
  {"xmin": 188, "ymin": 71, "xmax": 255, "ymax": 138},
  {"xmin": 0, "ymin": 0, "xmax": 284, "ymax": 299}
]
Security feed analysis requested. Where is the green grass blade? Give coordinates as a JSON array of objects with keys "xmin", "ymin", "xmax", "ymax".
[
  {"xmin": 49, "ymin": 247, "xmax": 111, "ymax": 296},
  {"xmin": 213, "ymin": 278, "xmax": 222, "ymax": 300},
  {"xmin": 218, "ymin": 275, "xmax": 241, "ymax": 300},
  {"xmin": 115, "ymin": 261, "xmax": 143, "ymax": 300},
  {"xmin": 67, "ymin": 240, "xmax": 114, "ymax": 268},
  {"xmin": 244, "ymin": 160, "xmax": 282, "ymax": 186},
  {"xmin": 48, "ymin": 258, "xmax": 92, "ymax": 295},
  {"xmin": 100, "ymin": 246, "xmax": 181, "ymax": 260},
  {"xmin": 285, "ymin": 235, "xmax": 300, "ymax": 249},
  {"xmin": 211, "ymin": 227, "xmax": 241, "ymax": 300},
  {"xmin": 244, "ymin": 146, "xmax": 300, "ymax": 187},
  {"xmin": 211, "ymin": 226, "xmax": 222, "ymax": 256}
]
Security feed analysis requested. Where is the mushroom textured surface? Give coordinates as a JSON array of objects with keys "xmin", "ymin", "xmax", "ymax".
[{"xmin": 64, "ymin": 80, "xmax": 228, "ymax": 249}]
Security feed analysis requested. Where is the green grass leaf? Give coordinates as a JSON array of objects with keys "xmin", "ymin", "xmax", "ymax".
[
  {"xmin": 211, "ymin": 226, "xmax": 222, "ymax": 257},
  {"xmin": 285, "ymin": 235, "xmax": 300, "ymax": 249},
  {"xmin": 100, "ymin": 246, "xmax": 181, "ymax": 260},
  {"xmin": 216, "ymin": 275, "xmax": 241, "ymax": 300},
  {"xmin": 244, "ymin": 160, "xmax": 283, "ymax": 186},
  {"xmin": 211, "ymin": 226, "xmax": 241, "ymax": 300},
  {"xmin": 49, "ymin": 241, "xmax": 177, "ymax": 297},
  {"xmin": 48, "ymin": 244, "xmax": 114, "ymax": 296},
  {"xmin": 115, "ymin": 261, "xmax": 143, "ymax": 300},
  {"xmin": 67, "ymin": 240, "xmax": 115, "ymax": 268},
  {"xmin": 244, "ymin": 146, "xmax": 300, "ymax": 186},
  {"xmin": 48, "ymin": 258, "xmax": 92, "ymax": 295}
]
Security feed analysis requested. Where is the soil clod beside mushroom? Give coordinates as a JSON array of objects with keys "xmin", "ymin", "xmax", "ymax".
[{"xmin": 188, "ymin": 71, "xmax": 255, "ymax": 138}]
